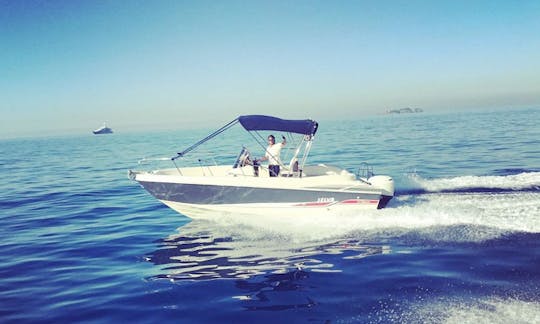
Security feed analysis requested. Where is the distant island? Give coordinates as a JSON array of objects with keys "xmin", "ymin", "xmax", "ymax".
[{"xmin": 386, "ymin": 108, "xmax": 423, "ymax": 114}]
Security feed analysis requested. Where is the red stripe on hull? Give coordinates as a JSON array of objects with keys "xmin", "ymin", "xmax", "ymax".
[
  {"xmin": 293, "ymin": 202, "xmax": 332, "ymax": 207},
  {"xmin": 339, "ymin": 199, "xmax": 379, "ymax": 205},
  {"xmin": 293, "ymin": 199, "xmax": 379, "ymax": 207}
]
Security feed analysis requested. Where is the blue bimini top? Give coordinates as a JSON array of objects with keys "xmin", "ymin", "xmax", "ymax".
[{"xmin": 238, "ymin": 115, "xmax": 318, "ymax": 136}]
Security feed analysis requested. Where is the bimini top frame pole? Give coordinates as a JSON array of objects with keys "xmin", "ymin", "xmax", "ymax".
[
  {"xmin": 171, "ymin": 115, "xmax": 319, "ymax": 161},
  {"xmin": 172, "ymin": 118, "xmax": 239, "ymax": 161}
]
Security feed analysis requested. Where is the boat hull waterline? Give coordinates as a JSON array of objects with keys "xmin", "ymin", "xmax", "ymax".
[{"xmin": 158, "ymin": 198, "xmax": 392, "ymax": 219}]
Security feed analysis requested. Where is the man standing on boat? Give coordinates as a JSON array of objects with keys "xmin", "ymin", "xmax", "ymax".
[{"xmin": 258, "ymin": 134, "xmax": 286, "ymax": 177}]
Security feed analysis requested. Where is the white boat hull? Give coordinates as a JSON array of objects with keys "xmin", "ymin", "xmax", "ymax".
[
  {"xmin": 160, "ymin": 199, "xmax": 384, "ymax": 219},
  {"xmin": 130, "ymin": 115, "xmax": 395, "ymax": 219},
  {"xmin": 132, "ymin": 164, "xmax": 394, "ymax": 219}
]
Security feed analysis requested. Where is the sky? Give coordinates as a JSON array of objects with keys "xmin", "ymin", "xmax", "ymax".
[{"xmin": 1, "ymin": 0, "xmax": 539, "ymax": 138}]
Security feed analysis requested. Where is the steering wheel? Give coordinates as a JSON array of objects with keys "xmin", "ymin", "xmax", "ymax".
[
  {"xmin": 239, "ymin": 150, "xmax": 251, "ymax": 167},
  {"xmin": 233, "ymin": 147, "xmax": 251, "ymax": 168}
]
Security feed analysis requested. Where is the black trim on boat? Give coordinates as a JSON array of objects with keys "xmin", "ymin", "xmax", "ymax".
[{"xmin": 377, "ymin": 195, "xmax": 393, "ymax": 209}]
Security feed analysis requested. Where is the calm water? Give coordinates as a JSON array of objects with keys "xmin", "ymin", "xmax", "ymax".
[{"xmin": 1, "ymin": 108, "xmax": 539, "ymax": 323}]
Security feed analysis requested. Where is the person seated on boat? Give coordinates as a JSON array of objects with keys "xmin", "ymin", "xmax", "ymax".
[{"xmin": 257, "ymin": 134, "xmax": 286, "ymax": 177}]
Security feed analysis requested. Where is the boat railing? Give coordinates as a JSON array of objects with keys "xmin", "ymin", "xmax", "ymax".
[
  {"xmin": 137, "ymin": 156, "xmax": 182, "ymax": 175},
  {"xmin": 356, "ymin": 162, "xmax": 374, "ymax": 180},
  {"xmin": 137, "ymin": 145, "xmax": 303, "ymax": 178},
  {"xmin": 137, "ymin": 157, "xmax": 173, "ymax": 167},
  {"xmin": 196, "ymin": 157, "xmax": 218, "ymax": 176},
  {"xmin": 138, "ymin": 152, "xmax": 221, "ymax": 176}
]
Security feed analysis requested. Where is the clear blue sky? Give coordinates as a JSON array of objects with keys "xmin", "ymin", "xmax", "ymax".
[{"xmin": 1, "ymin": 0, "xmax": 539, "ymax": 138}]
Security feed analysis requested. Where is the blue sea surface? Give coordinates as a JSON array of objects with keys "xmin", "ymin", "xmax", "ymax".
[{"xmin": 1, "ymin": 108, "xmax": 539, "ymax": 323}]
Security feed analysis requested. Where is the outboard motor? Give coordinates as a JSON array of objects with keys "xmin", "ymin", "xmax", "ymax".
[
  {"xmin": 368, "ymin": 175, "xmax": 395, "ymax": 197},
  {"xmin": 369, "ymin": 175, "xmax": 394, "ymax": 209}
]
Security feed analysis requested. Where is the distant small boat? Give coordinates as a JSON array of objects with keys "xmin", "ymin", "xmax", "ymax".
[{"xmin": 93, "ymin": 123, "xmax": 113, "ymax": 135}]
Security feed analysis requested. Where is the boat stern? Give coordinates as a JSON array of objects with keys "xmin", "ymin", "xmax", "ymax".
[{"xmin": 368, "ymin": 175, "xmax": 394, "ymax": 208}]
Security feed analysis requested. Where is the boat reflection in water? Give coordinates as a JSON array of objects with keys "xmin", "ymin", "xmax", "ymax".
[{"xmin": 145, "ymin": 219, "xmax": 390, "ymax": 311}]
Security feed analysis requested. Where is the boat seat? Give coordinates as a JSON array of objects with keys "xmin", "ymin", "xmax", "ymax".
[
  {"xmin": 289, "ymin": 158, "xmax": 299, "ymax": 173},
  {"xmin": 280, "ymin": 157, "xmax": 301, "ymax": 177}
]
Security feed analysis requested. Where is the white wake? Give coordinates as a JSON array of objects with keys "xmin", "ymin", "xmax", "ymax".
[
  {"xmin": 179, "ymin": 191, "xmax": 540, "ymax": 244},
  {"xmin": 405, "ymin": 171, "xmax": 540, "ymax": 193},
  {"xmin": 403, "ymin": 297, "xmax": 540, "ymax": 324}
]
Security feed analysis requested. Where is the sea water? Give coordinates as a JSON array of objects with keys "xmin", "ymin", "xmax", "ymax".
[{"xmin": 1, "ymin": 108, "xmax": 539, "ymax": 323}]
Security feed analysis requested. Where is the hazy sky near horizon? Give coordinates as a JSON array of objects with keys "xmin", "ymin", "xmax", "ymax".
[{"xmin": 1, "ymin": 0, "xmax": 540, "ymax": 137}]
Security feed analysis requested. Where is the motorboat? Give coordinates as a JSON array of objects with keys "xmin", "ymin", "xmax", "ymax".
[
  {"xmin": 129, "ymin": 115, "xmax": 394, "ymax": 219},
  {"xmin": 93, "ymin": 123, "xmax": 113, "ymax": 134}
]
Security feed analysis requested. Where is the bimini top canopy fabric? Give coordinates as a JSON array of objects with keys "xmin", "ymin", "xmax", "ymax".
[
  {"xmin": 238, "ymin": 115, "xmax": 318, "ymax": 136},
  {"xmin": 174, "ymin": 115, "xmax": 318, "ymax": 158}
]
